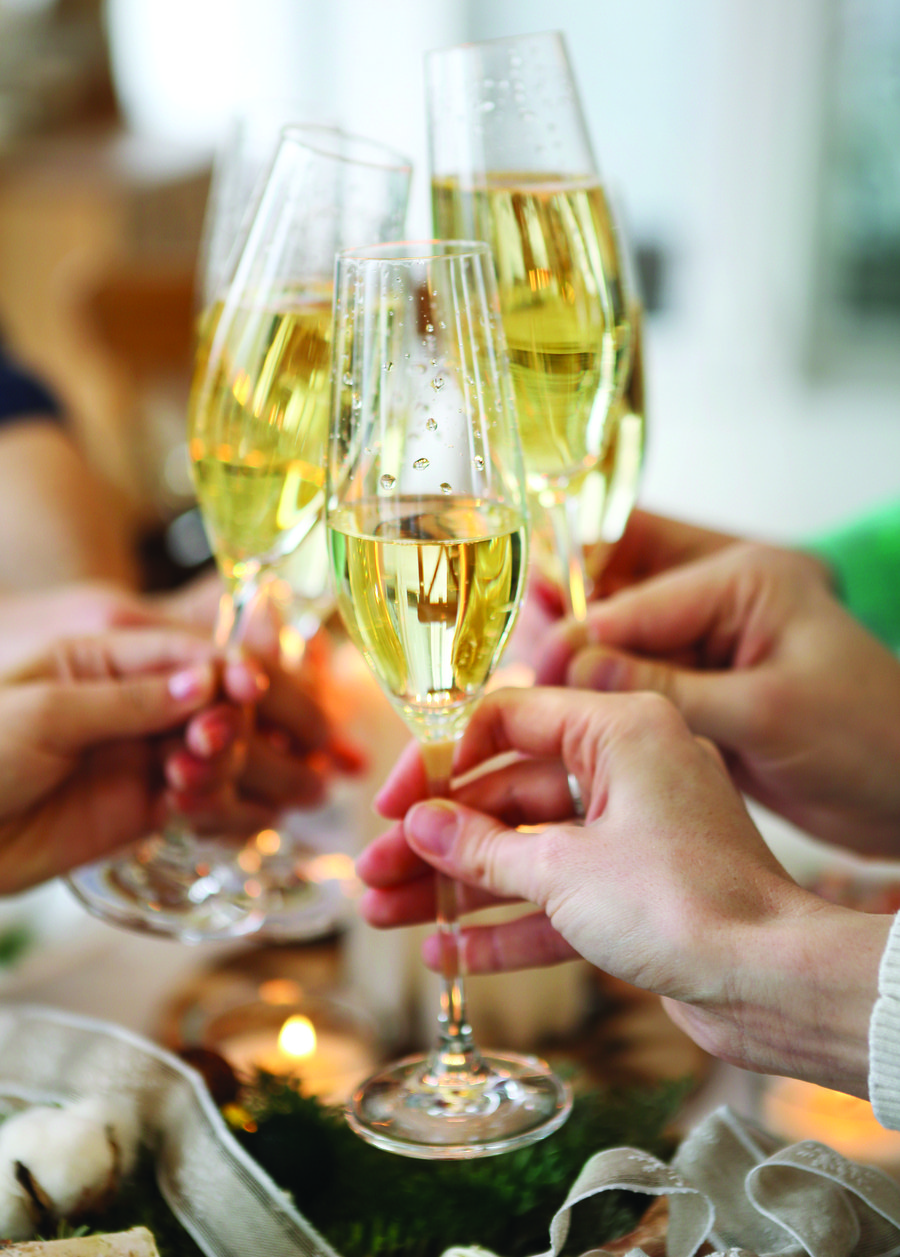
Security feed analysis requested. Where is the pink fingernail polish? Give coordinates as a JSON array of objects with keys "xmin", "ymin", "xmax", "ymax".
[{"xmin": 168, "ymin": 666, "xmax": 206, "ymax": 702}]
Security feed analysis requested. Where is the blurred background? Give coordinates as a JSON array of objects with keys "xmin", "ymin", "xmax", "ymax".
[
  {"xmin": 0, "ymin": 0, "xmax": 897, "ymax": 578},
  {"xmin": 0, "ymin": 0, "xmax": 897, "ymax": 1166}
]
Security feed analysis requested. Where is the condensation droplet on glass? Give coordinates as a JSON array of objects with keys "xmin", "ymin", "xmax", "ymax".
[
  {"xmin": 384, "ymin": 361, "xmax": 393, "ymax": 372},
  {"xmin": 426, "ymin": 417, "xmax": 437, "ymax": 432},
  {"xmin": 413, "ymin": 457, "xmax": 429, "ymax": 470},
  {"xmin": 473, "ymin": 455, "xmax": 485, "ymax": 470},
  {"xmin": 342, "ymin": 372, "xmax": 353, "ymax": 387},
  {"xmin": 439, "ymin": 320, "xmax": 446, "ymax": 329},
  {"xmin": 351, "ymin": 392, "xmax": 361, "ymax": 411},
  {"xmin": 364, "ymin": 446, "xmax": 374, "ymax": 455},
  {"xmin": 425, "ymin": 322, "xmax": 434, "ymax": 333},
  {"xmin": 380, "ymin": 474, "xmax": 395, "ymax": 490},
  {"xmin": 479, "ymin": 100, "xmax": 496, "ymax": 114},
  {"xmin": 440, "ymin": 482, "xmax": 452, "ymax": 494},
  {"xmin": 432, "ymin": 376, "xmax": 445, "ymax": 391},
  {"xmin": 415, "ymin": 362, "xmax": 426, "ymax": 374}
]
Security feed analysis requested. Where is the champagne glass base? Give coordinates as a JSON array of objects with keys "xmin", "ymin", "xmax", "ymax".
[
  {"xmin": 66, "ymin": 832, "xmax": 350, "ymax": 944},
  {"xmin": 346, "ymin": 1050, "xmax": 572, "ymax": 1159}
]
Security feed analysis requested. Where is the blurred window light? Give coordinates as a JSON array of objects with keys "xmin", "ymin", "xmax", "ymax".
[
  {"xmin": 814, "ymin": 0, "xmax": 900, "ymax": 378},
  {"xmin": 824, "ymin": 0, "xmax": 900, "ymax": 313}
]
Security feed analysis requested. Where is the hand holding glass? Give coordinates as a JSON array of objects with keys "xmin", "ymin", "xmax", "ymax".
[{"xmin": 327, "ymin": 239, "xmax": 571, "ymax": 1157}]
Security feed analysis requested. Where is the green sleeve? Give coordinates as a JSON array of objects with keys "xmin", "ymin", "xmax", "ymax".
[{"xmin": 803, "ymin": 497, "xmax": 900, "ymax": 650}]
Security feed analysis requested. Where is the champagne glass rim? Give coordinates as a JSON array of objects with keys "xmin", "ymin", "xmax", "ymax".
[
  {"xmin": 336, "ymin": 238, "xmax": 492, "ymax": 264},
  {"xmin": 425, "ymin": 27, "xmax": 568, "ymax": 61},
  {"xmin": 279, "ymin": 122, "xmax": 413, "ymax": 175}
]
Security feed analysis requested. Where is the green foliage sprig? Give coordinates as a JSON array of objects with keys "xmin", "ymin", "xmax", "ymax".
[{"xmin": 233, "ymin": 1072, "xmax": 691, "ymax": 1257}]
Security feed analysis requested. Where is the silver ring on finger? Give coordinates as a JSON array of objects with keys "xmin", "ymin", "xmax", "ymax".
[{"xmin": 567, "ymin": 772, "xmax": 586, "ymax": 820}]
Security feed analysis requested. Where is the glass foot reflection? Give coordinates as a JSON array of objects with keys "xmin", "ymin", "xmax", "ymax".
[
  {"xmin": 66, "ymin": 830, "xmax": 350, "ymax": 943},
  {"xmin": 346, "ymin": 1050, "xmax": 572, "ymax": 1159}
]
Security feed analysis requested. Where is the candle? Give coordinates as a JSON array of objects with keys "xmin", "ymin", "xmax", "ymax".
[
  {"xmin": 220, "ymin": 1011, "xmax": 377, "ymax": 1105},
  {"xmin": 762, "ymin": 1077, "xmax": 900, "ymax": 1174}
]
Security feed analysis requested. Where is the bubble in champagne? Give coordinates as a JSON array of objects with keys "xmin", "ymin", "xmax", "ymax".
[
  {"xmin": 440, "ymin": 483, "xmax": 452, "ymax": 494},
  {"xmin": 380, "ymin": 474, "xmax": 396, "ymax": 490},
  {"xmin": 426, "ymin": 418, "xmax": 437, "ymax": 432},
  {"xmin": 413, "ymin": 457, "xmax": 429, "ymax": 470}
]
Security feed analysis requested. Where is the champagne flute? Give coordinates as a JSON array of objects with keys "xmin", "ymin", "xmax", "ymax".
[
  {"xmin": 533, "ymin": 296, "xmax": 647, "ymax": 594},
  {"xmin": 198, "ymin": 101, "xmax": 302, "ymax": 316},
  {"xmin": 327, "ymin": 239, "xmax": 572, "ymax": 1158},
  {"xmin": 66, "ymin": 126, "xmax": 412, "ymax": 942},
  {"xmin": 198, "ymin": 113, "xmax": 343, "ymax": 651},
  {"xmin": 426, "ymin": 31, "xmax": 633, "ymax": 620}
]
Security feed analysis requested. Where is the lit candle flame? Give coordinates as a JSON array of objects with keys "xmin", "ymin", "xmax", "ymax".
[{"xmin": 277, "ymin": 1014, "xmax": 317, "ymax": 1060}]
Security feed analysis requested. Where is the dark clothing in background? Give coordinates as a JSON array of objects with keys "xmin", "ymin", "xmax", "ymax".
[{"xmin": 0, "ymin": 342, "xmax": 62, "ymax": 425}]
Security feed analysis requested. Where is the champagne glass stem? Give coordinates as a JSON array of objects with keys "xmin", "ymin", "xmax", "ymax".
[
  {"xmin": 164, "ymin": 574, "xmax": 257, "ymax": 854},
  {"xmin": 213, "ymin": 572, "xmax": 258, "ymax": 650},
  {"xmin": 547, "ymin": 497, "xmax": 590, "ymax": 621},
  {"xmin": 420, "ymin": 738, "xmax": 480, "ymax": 1076}
]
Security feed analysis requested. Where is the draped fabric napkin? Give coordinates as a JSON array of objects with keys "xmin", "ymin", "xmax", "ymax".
[
  {"xmin": 0, "ymin": 1005, "xmax": 340, "ymax": 1257},
  {"xmin": 446, "ymin": 1105, "xmax": 900, "ymax": 1257}
]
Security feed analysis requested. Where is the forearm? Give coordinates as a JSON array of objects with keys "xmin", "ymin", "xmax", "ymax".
[{"xmin": 0, "ymin": 423, "xmax": 138, "ymax": 590}]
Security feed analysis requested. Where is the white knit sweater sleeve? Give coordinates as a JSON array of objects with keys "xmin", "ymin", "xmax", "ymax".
[{"xmin": 870, "ymin": 912, "xmax": 900, "ymax": 1130}]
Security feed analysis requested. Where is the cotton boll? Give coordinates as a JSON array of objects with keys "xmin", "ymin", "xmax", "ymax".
[
  {"xmin": 0, "ymin": 1161, "xmax": 36, "ymax": 1240},
  {"xmin": 67, "ymin": 1095, "xmax": 141, "ymax": 1178},
  {"xmin": 0, "ymin": 1103, "xmax": 116, "ymax": 1219}
]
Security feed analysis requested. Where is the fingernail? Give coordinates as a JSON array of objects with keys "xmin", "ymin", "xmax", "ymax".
[
  {"xmin": 196, "ymin": 717, "xmax": 230, "ymax": 756},
  {"xmin": 406, "ymin": 799, "xmax": 459, "ymax": 856},
  {"xmin": 168, "ymin": 665, "xmax": 209, "ymax": 702}
]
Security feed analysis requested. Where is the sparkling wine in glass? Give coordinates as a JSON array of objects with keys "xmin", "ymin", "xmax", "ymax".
[
  {"xmin": 66, "ymin": 126, "xmax": 412, "ymax": 942},
  {"xmin": 533, "ymin": 299, "xmax": 647, "ymax": 593},
  {"xmin": 426, "ymin": 31, "xmax": 634, "ymax": 619},
  {"xmin": 327, "ymin": 239, "xmax": 572, "ymax": 1158}
]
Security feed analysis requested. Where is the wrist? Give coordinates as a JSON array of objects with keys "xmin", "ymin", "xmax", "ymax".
[{"xmin": 686, "ymin": 893, "xmax": 889, "ymax": 1095}]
